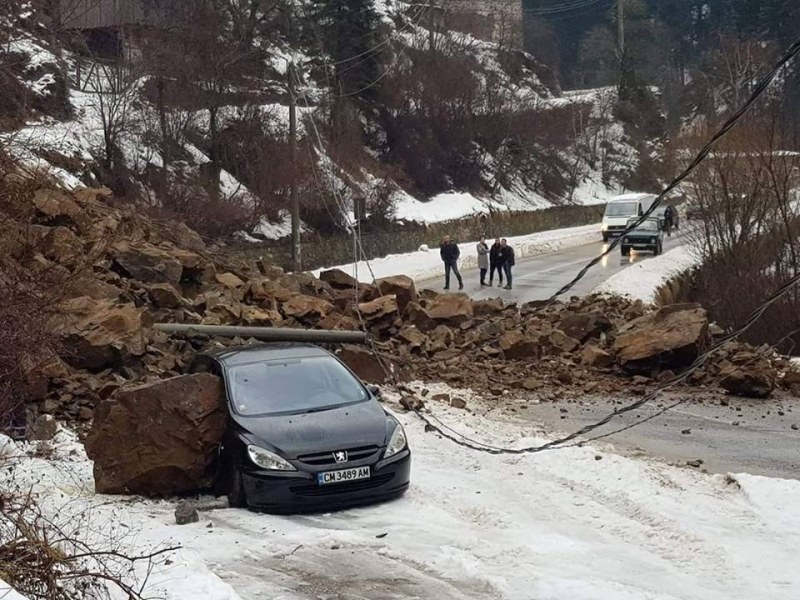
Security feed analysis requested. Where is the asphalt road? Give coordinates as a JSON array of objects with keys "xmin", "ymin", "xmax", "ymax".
[
  {"xmin": 525, "ymin": 395, "xmax": 800, "ymax": 480},
  {"xmin": 417, "ymin": 230, "xmax": 684, "ymax": 303}
]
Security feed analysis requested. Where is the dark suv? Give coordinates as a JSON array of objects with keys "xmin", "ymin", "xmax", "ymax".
[
  {"xmin": 189, "ymin": 344, "xmax": 411, "ymax": 513},
  {"xmin": 620, "ymin": 218, "xmax": 664, "ymax": 256}
]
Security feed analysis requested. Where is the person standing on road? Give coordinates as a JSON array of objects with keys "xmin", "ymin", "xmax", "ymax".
[
  {"xmin": 489, "ymin": 238, "xmax": 504, "ymax": 287},
  {"xmin": 664, "ymin": 205, "xmax": 674, "ymax": 236},
  {"xmin": 440, "ymin": 235, "xmax": 463, "ymax": 291},
  {"xmin": 499, "ymin": 239, "xmax": 515, "ymax": 290},
  {"xmin": 476, "ymin": 237, "xmax": 489, "ymax": 286}
]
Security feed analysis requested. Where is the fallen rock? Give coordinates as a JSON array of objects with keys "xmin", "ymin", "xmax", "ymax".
[
  {"xmin": 472, "ymin": 298, "xmax": 504, "ymax": 317},
  {"xmin": 60, "ymin": 298, "xmax": 151, "ymax": 370},
  {"xmin": 28, "ymin": 414, "xmax": 58, "ymax": 441},
  {"xmin": 374, "ymin": 275, "xmax": 418, "ymax": 312},
  {"xmin": 426, "ymin": 293, "xmax": 473, "ymax": 325},
  {"xmin": 112, "ymin": 242, "xmax": 184, "ymax": 285},
  {"xmin": 281, "ymin": 295, "xmax": 334, "ymax": 324},
  {"xmin": 175, "ymin": 502, "xmax": 200, "ymax": 525},
  {"xmin": 429, "ymin": 325, "xmax": 454, "ymax": 354},
  {"xmin": 719, "ymin": 364, "xmax": 775, "ymax": 398},
  {"xmin": 41, "ymin": 226, "xmax": 83, "ymax": 263},
  {"xmin": 580, "ymin": 344, "xmax": 614, "ymax": 368},
  {"xmin": 358, "ymin": 295, "xmax": 399, "ymax": 324},
  {"xmin": 614, "ymin": 304, "xmax": 709, "ymax": 372},
  {"xmin": 499, "ymin": 331, "xmax": 539, "ymax": 360},
  {"xmin": 337, "ymin": 345, "xmax": 388, "ymax": 383},
  {"xmin": 215, "ymin": 272, "xmax": 245, "ymax": 289},
  {"xmin": 320, "ymin": 268, "xmax": 358, "ymax": 290},
  {"xmin": 559, "ymin": 311, "xmax": 612, "ymax": 343},
  {"xmin": 450, "ymin": 397, "xmax": 467, "ymax": 409},
  {"xmin": 147, "ymin": 283, "xmax": 184, "ymax": 309},
  {"xmin": 85, "ymin": 373, "xmax": 226, "ymax": 496}
]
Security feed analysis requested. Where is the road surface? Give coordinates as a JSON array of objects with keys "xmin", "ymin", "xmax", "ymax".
[
  {"xmin": 417, "ymin": 231, "xmax": 684, "ymax": 303},
  {"xmin": 523, "ymin": 395, "xmax": 800, "ymax": 480}
]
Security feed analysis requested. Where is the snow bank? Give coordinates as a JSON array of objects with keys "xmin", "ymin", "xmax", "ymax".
[
  {"xmin": 594, "ymin": 245, "xmax": 700, "ymax": 304},
  {"xmin": 313, "ymin": 223, "xmax": 600, "ymax": 283}
]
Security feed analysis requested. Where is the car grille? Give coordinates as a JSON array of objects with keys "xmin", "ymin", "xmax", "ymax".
[
  {"xmin": 627, "ymin": 236, "xmax": 654, "ymax": 243},
  {"xmin": 296, "ymin": 445, "xmax": 380, "ymax": 467},
  {"xmin": 290, "ymin": 473, "xmax": 395, "ymax": 497},
  {"xmin": 607, "ymin": 225, "xmax": 627, "ymax": 231}
]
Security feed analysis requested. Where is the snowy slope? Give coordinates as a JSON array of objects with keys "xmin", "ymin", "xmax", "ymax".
[{"xmin": 3, "ymin": 389, "xmax": 799, "ymax": 600}]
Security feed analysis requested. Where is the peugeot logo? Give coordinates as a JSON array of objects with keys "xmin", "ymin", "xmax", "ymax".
[{"xmin": 333, "ymin": 451, "xmax": 348, "ymax": 463}]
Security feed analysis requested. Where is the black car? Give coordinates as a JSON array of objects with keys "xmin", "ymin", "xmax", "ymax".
[
  {"xmin": 189, "ymin": 344, "xmax": 411, "ymax": 513},
  {"xmin": 620, "ymin": 217, "xmax": 664, "ymax": 256}
]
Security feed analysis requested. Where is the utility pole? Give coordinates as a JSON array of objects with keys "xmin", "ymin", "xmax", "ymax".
[
  {"xmin": 288, "ymin": 59, "xmax": 301, "ymax": 272},
  {"xmin": 617, "ymin": 0, "xmax": 625, "ymax": 60},
  {"xmin": 428, "ymin": 0, "xmax": 436, "ymax": 52}
]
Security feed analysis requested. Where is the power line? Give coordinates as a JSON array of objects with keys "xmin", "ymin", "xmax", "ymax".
[{"xmin": 523, "ymin": 0, "xmax": 613, "ymax": 16}]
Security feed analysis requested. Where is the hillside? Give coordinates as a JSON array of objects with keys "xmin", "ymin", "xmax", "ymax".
[{"xmin": 0, "ymin": 0, "xmax": 650, "ymax": 240}]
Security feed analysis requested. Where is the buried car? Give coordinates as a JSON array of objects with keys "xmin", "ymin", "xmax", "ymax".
[
  {"xmin": 620, "ymin": 217, "xmax": 664, "ymax": 256},
  {"xmin": 189, "ymin": 344, "xmax": 410, "ymax": 512}
]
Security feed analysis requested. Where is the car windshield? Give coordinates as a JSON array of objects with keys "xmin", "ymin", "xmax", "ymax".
[
  {"xmin": 229, "ymin": 356, "xmax": 368, "ymax": 416},
  {"xmin": 605, "ymin": 202, "xmax": 638, "ymax": 217},
  {"xmin": 627, "ymin": 218, "xmax": 659, "ymax": 231}
]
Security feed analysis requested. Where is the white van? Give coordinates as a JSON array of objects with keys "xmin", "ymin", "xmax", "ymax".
[{"xmin": 601, "ymin": 193, "xmax": 657, "ymax": 242}]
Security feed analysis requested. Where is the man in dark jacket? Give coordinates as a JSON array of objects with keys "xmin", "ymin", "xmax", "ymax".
[
  {"xmin": 440, "ymin": 235, "xmax": 463, "ymax": 290},
  {"xmin": 499, "ymin": 239, "xmax": 515, "ymax": 290},
  {"xmin": 489, "ymin": 238, "xmax": 504, "ymax": 287}
]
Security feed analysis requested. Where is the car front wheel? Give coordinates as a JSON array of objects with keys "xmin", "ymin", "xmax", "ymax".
[
  {"xmin": 228, "ymin": 464, "xmax": 248, "ymax": 508},
  {"xmin": 621, "ymin": 245, "xmax": 630, "ymax": 256},
  {"xmin": 603, "ymin": 233, "xmax": 609, "ymax": 243}
]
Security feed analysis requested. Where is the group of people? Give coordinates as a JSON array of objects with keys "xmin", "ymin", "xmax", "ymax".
[{"xmin": 440, "ymin": 236, "xmax": 515, "ymax": 291}]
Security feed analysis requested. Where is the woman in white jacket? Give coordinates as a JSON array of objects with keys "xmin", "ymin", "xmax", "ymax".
[{"xmin": 477, "ymin": 237, "xmax": 490, "ymax": 286}]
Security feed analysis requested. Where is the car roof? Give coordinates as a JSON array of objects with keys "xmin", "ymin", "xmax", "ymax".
[
  {"xmin": 609, "ymin": 193, "xmax": 656, "ymax": 203},
  {"xmin": 204, "ymin": 343, "xmax": 333, "ymax": 367}
]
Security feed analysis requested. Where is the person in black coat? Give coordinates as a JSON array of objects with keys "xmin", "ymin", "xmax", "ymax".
[
  {"xmin": 440, "ymin": 235, "xmax": 463, "ymax": 290},
  {"xmin": 489, "ymin": 238, "xmax": 504, "ymax": 287},
  {"xmin": 498, "ymin": 239, "xmax": 515, "ymax": 290}
]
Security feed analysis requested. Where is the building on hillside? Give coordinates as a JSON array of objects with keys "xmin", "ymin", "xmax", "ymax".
[
  {"xmin": 57, "ymin": 0, "xmax": 153, "ymax": 30},
  {"xmin": 442, "ymin": 0, "xmax": 523, "ymax": 48}
]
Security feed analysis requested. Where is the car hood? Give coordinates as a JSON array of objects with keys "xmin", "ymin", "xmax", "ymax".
[
  {"xmin": 233, "ymin": 400, "xmax": 389, "ymax": 458},
  {"xmin": 627, "ymin": 229, "xmax": 660, "ymax": 236}
]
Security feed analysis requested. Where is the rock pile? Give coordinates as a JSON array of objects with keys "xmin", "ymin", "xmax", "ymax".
[{"xmin": 7, "ymin": 185, "xmax": 796, "ymax": 440}]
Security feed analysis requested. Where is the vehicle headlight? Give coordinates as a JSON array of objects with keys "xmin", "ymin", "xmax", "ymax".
[
  {"xmin": 247, "ymin": 445, "xmax": 296, "ymax": 471},
  {"xmin": 602, "ymin": 223, "xmax": 609, "ymax": 231},
  {"xmin": 384, "ymin": 424, "xmax": 407, "ymax": 458},
  {"xmin": 651, "ymin": 237, "xmax": 656, "ymax": 243}
]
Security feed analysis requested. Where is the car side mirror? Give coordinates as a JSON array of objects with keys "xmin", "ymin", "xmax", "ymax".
[{"xmin": 367, "ymin": 384, "xmax": 382, "ymax": 399}]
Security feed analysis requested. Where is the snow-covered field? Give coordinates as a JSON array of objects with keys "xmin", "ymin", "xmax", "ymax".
[
  {"xmin": 594, "ymin": 245, "xmax": 701, "ymax": 304},
  {"xmin": 313, "ymin": 223, "xmax": 600, "ymax": 283},
  {"xmin": 2, "ymin": 386, "xmax": 799, "ymax": 600}
]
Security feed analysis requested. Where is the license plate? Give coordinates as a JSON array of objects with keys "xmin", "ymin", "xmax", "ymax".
[{"xmin": 317, "ymin": 466, "xmax": 370, "ymax": 486}]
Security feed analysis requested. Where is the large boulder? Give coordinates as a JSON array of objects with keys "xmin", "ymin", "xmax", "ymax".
[
  {"xmin": 147, "ymin": 283, "xmax": 184, "ymax": 308},
  {"xmin": 374, "ymin": 275, "xmax": 418, "ymax": 312},
  {"xmin": 614, "ymin": 304, "xmax": 709, "ymax": 372},
  {"xmin": 41, "ymin": 226, "xmax": 83, "ymax": 263},
  {"xmin": 111, "ymin": 242, "xmax": 184, "ymax": 285},
  {"xmin": 426, "ymin": 293, "xmax": 473, "ymax": 325},
  {"xmin": 85, "ymin": 374, "xmax": 226, "ymax": 496},
  {"xmin": 60, "ymin": 297, "xmax": 151, "ymax": 370},
  {"xmin": 472, "ymin": 298, "xmax": 504, "ymax": 317}
]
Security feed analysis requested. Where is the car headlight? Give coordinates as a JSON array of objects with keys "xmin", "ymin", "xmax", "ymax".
[
  {"xmin": 247, "ymin": 445, "xmax": 296, "ymax": 471},
  {"xmin": 602, "ymin": 223, "xmax": 609, "ymax": 231},
  {"xmin": 651, "ymin": 237, "xmax": 656, "ymax": 243},
  {"xmin": 384, "ymin": 424, "xmax": 407, "ymax": 458}
]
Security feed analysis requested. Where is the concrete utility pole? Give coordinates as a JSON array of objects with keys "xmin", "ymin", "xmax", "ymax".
[
  {"xmin": 617, "ymin": 0, "xmax": 625, "ymax": 59},
  {"xmin": 428, "ymin": 0, "xmax": 436, "ymax": 52},
  {"xmin": 288, "ymin": 59, "xmax": 301, "ymax": 272}
]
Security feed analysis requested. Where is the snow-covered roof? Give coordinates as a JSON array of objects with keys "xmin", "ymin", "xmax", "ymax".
[{"xmin": 607, "ymin": 193, "xmax": 657, "ymax": 203}]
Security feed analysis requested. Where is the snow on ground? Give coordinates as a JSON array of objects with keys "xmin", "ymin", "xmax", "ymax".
[
  {"xmin": 3, "ymin": 387, "xmax": 799, "ymax": 600},
  {"xmin": 594, "ymin": 245, "xmax": 701, "ymax": 304},
  {"xmin": 313, "ymin": 223, "xmax": 600, "ymax": 283},
  {"xmin": 0, "ymin": 579, "xmax": 29, "ymax": 600}
]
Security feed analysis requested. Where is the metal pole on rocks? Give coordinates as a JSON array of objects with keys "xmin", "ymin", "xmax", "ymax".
[{"xmin": 154, "ymin": 324, "xmax": 367, "ymax": 344}]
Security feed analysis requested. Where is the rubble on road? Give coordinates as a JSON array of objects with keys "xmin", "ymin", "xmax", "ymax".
[{"xmin": 5, "ymin": 184, "xmax": 797, "ymax": 445}]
